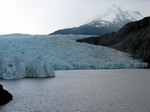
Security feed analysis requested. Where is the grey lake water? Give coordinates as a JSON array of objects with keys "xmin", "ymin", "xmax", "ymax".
[{"xmin": 0, "ymin": 69, "xmax": 150, "ymax": 112}]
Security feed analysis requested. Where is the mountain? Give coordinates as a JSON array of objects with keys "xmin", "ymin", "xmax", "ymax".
[
  {"xmin": 77, "ymin": 17, "xmax": 150, "ymax": 64},
  {"xmin": 51, "ymin": 5, "xmax": 143, "ymax": 35}
]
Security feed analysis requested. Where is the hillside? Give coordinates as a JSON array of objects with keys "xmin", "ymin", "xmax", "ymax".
[{"xmin": 77, "ymin": 17, "xmax": 150, "ymax": 64}]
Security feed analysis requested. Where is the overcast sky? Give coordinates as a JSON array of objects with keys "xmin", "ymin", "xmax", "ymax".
[{"xmin": 0, "ymin": 0, "xmax": 149, "ymax": 35}]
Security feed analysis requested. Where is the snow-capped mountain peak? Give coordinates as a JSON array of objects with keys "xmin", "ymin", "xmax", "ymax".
[
  {"xmin": 100, "ymin": 5, "xmax": 124, "ymax": 22},
  {"xmin": 88, "ymin": 5, "xmax": 143, "ymax": 28},
  {"xmin": 51, "ymin": 5, "xmax": 143, "ymax": 35}
]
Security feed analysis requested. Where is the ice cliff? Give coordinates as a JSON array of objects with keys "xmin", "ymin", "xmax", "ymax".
[{"xmin": 0, "ymin": 55, "xmax": 55, "ymax": 79}]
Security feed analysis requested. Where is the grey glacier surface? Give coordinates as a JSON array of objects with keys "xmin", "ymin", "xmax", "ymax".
[
  {"xmin": 0, "ymin": 34, "xmax": 148, "ymax": 72},
  {"xmin": 0, "ymin": 34, "xmax": 148, "ymax": 79},
  {"xmin": 0, "ymin": 69, "xmax": 150, "ymax": 112}
]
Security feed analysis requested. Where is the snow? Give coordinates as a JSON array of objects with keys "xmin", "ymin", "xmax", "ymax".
[
  {"xmin": 0, "ymin": 34, "xmax": 148, "ymax": 79},
  {"xmin": 96, "ymin": 25, "xmax": 100, "ymax": 28},
  {"xmin": 99, "ymin": 5, "xmax": 143, "ymax": 22},
  {"xmin": 88, "ymin": 5, "xmax": 143, "ymax": 28},
  {"xmin": 100, "ymin": 5, "xmax": 123, "ymax": 22},
  {"xmin": 124, "ymin": 11, "xmax": 143, "ymax": 21},
  {"xmin": 0, "ymin": 69, "xmax": 150, "ymax": 112}
]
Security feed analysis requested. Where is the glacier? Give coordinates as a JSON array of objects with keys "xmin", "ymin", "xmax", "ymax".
[
  {"xmin": 0, "ymin": 34, "xmax": 148, "ymax": 79},
  {"xmin": 0, "ymin": 55, "xmax": 55, "ymax": 79}
]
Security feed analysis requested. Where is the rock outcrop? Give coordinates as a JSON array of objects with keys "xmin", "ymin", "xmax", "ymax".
[{"xmin": 0, "ymin": 84, "xmax": 13, "ymax": 106}]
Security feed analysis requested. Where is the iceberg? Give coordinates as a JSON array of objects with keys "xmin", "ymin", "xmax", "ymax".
[
  {"xmin": 26, "ymin": 55, "xmax": 55, "ymax": 78},
  {"xmin": 0, "ymin": 56, "xmax": 55, "ymax": 79}
]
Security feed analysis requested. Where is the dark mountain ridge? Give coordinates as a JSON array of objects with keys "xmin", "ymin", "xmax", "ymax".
[
  {"xmin": 50, "ymin": 5, "xmax": 143, "ymax": 35},
  {"xmin": 77, "ymin": 17, "xmax": 150, "ymax": 64}
]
